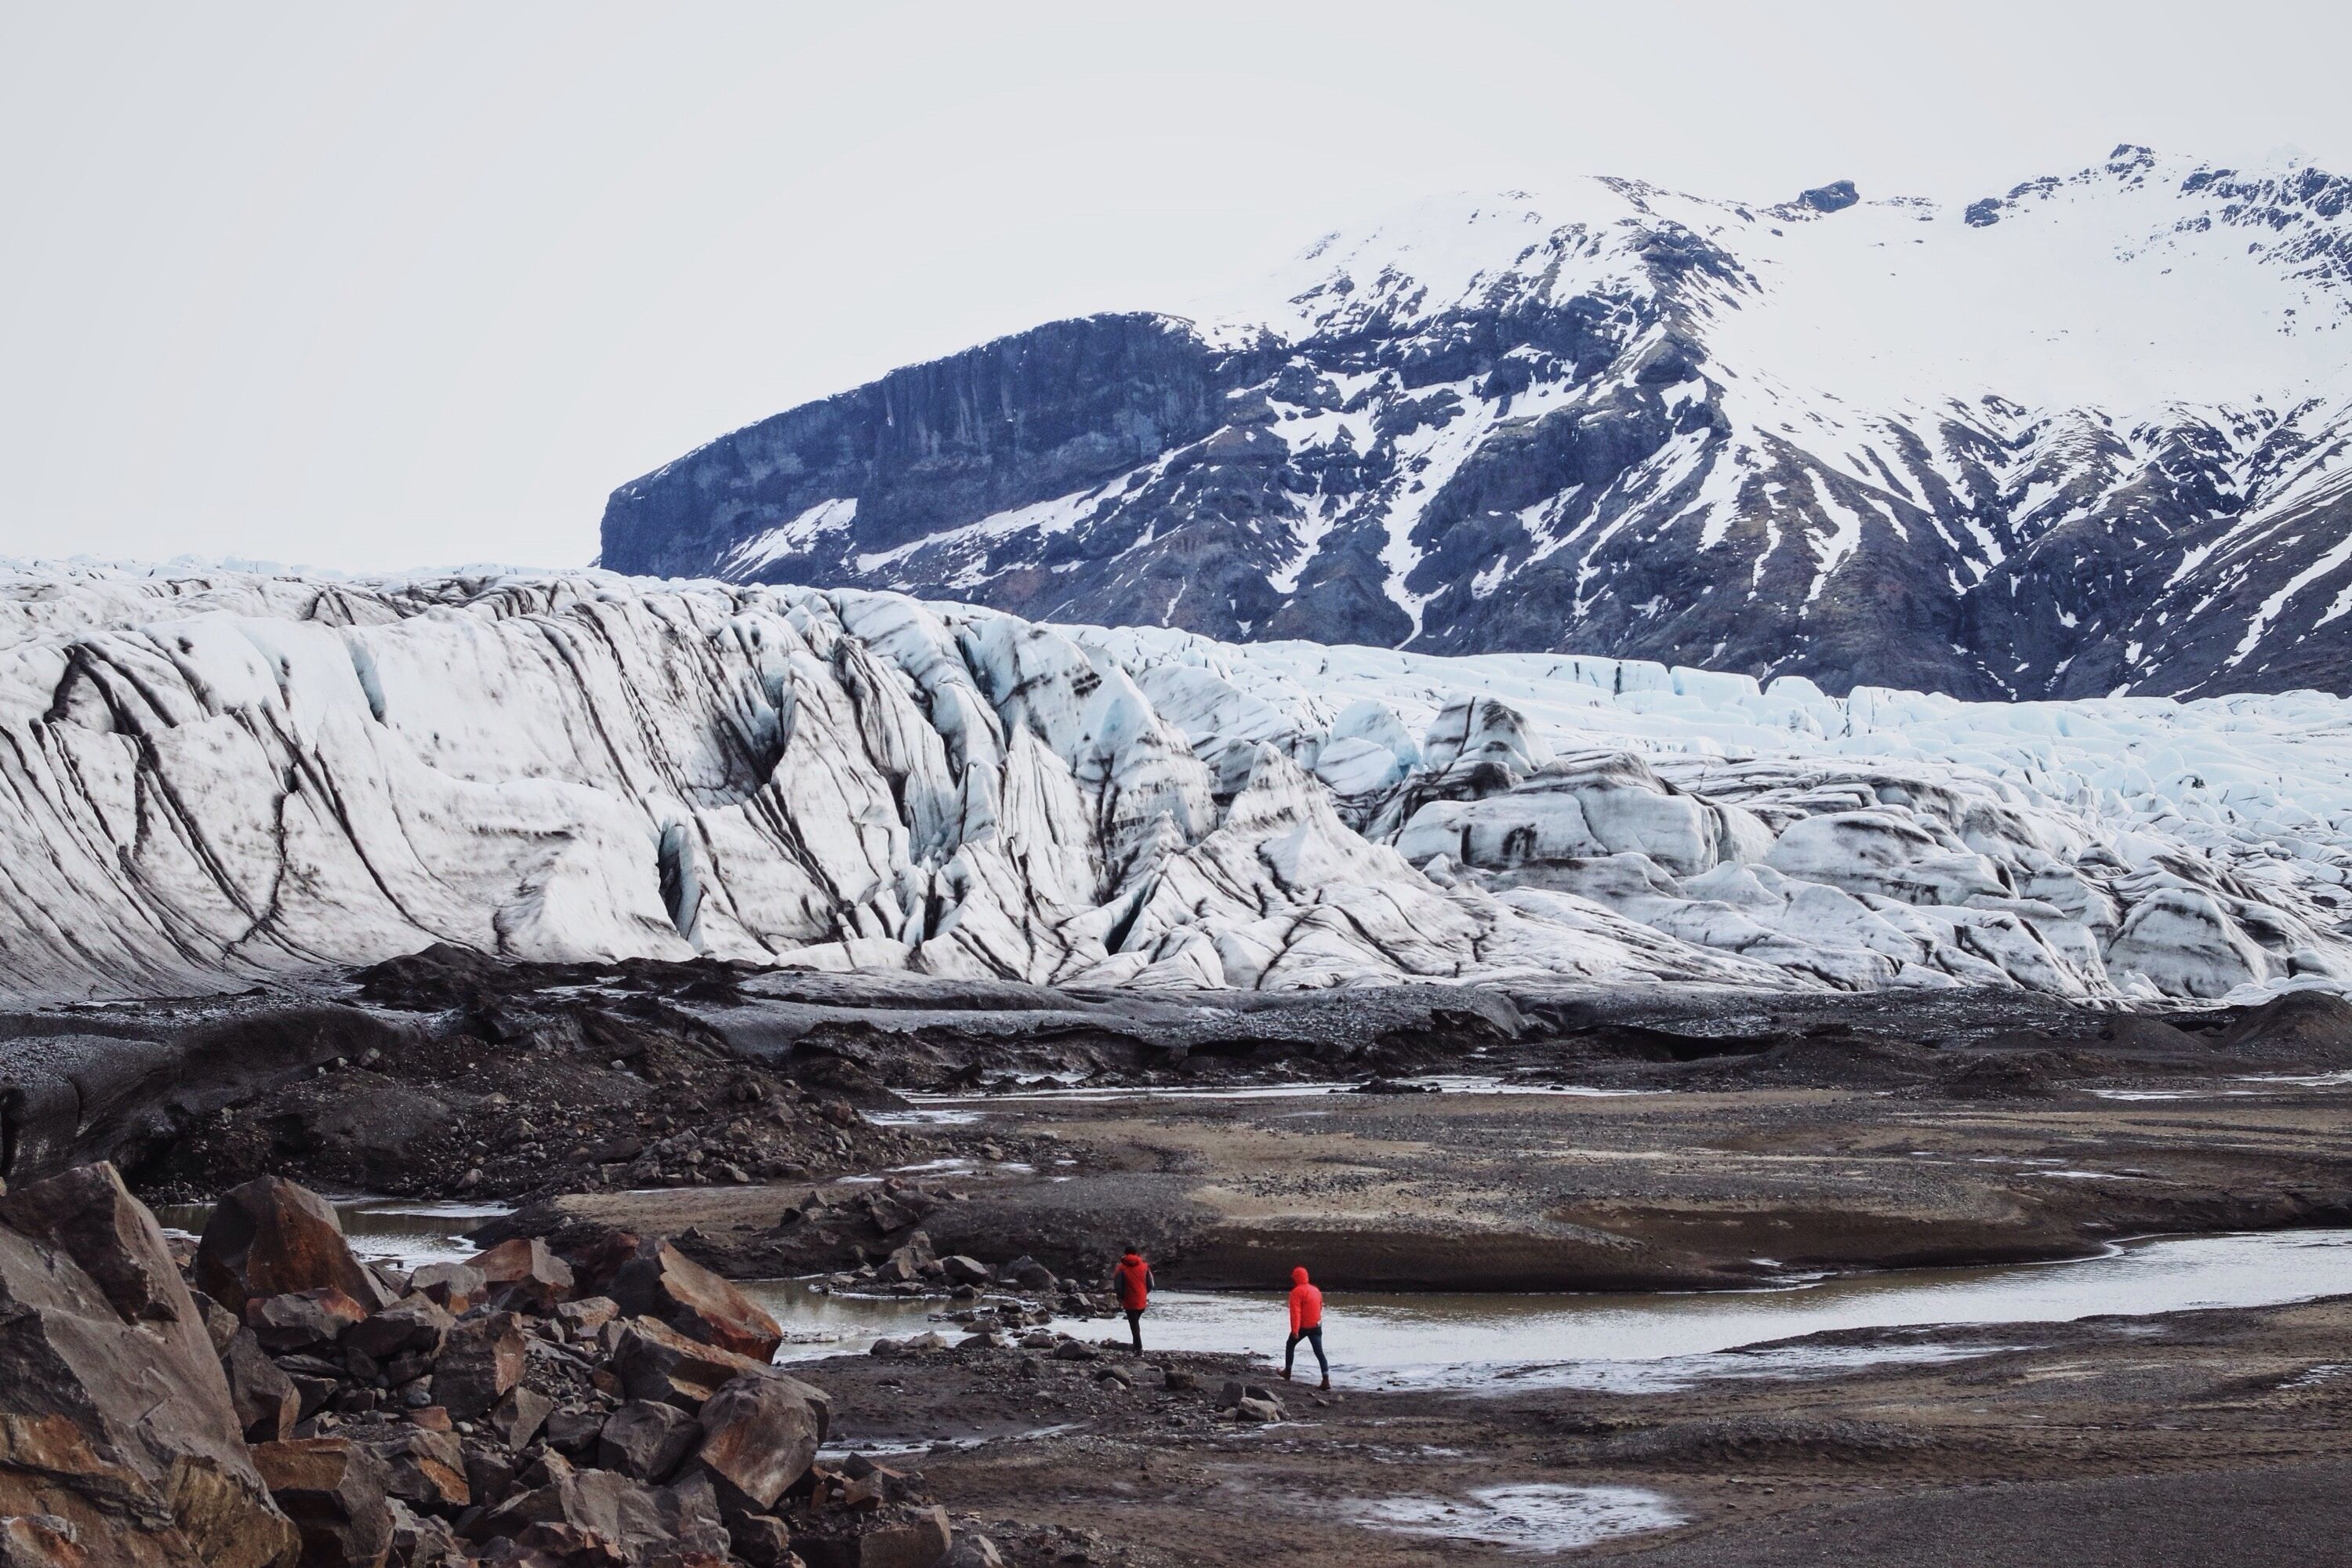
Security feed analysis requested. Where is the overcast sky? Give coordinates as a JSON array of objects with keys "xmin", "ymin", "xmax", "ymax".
[{"xmin": 2, "ymin": 2, "xmax": 2347, "ymax": 572}]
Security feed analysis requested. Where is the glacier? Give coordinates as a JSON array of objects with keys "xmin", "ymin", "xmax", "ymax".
[{"xmin": 1, "ymin": 564, "xmax": 2346, "ymax": 1005}]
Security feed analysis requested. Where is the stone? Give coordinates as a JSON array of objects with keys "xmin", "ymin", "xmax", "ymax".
[
  {"xmin": 604, "ymin": 1240, "xmax": 782, "ymax": 1362},
  {"xmin": 463, "ymin": 1444, "xmax": 521, "ymax": 1513},
  {"xmin": 467, "ymin": 1238, "xmax": 576, "ymax": 1311},
  {"xmin": 349, "ymin": 1426, "xmax": 470, "ymax": 1514},
  {"xmin": 252, "ymin": 1437, "xmax": 397, "ymax": 1568},
  {"xmin": 0, "ymin": 1162, "xmax": 182, "ymax": 1324},
  {"xmin": 793, "ymin": 1505, "xmax": 952, "ymax": 1568},
  {"xmin": 465, "ymin": 1467, "xmax": 728, "ymax": 1563},
  {"xmin": 385, "ymin": 1500, "xmax": 466, "ymax": 1568},
  {"xmin": 486, "ymin": 1385, "xmax": 555, "ymax": 1452},
  {"xmin": 1234, "ymin": 1396, "xmax": 1284, "ymax": 1423},
  {"xmin": 1002, "ymin": 1257, "xmax": 1057, "ymax": 1292},
  {"xmin": 541, "ymin": 1405, "xmax": 608, "ymax": 1457},
  {"xmin": 553, "ymin": 1229, "xmax": 643, "ymax": 1298},
  {"xmin": 434, "ymin": 1312, "xmax": 526, "ymax": 1421},
  {"xmin": 0, "ymin": 1515, "xmax": 88, "ymax": 1567},
  {"xmin": 408, "ymin": 1263, "xmax": 488, "ymax": 1315},
  {"xmin": 223, "ymin": 1326, "xmax": 302, "ymax": 1442},
  {"xmin": 942, "ymin": 1534, "xmax": 1006, "ymax": 1568},
  {"xmin": 340, "ymin": 1295, "xmax": 454, "ymax": 1363},
  {"xmin": 724, "ymin": 1509, "xmax": 794, "ymax": 1568},
  {"xmin": 554, "ymin": 1296, "xmax": 620, "ymax": 1336},
  {"xmin": 247, "ymin": 1288, "xmax": 371, "ymax": 1355},
  {"xmin": 289, "ymin": 1374, "xmax": 343, "ymax": 1423},
  {"xmin": 938, "ymin": 1256, "xmax": 989, "ymax": 1287},
  {"xmin": 194, "ymin": 1176, "xmax": 390, "ymax": 1316},
  {"xmin": 1160, "ymin": 1367, "xmax": 1198, "ymax": 1392},
  {"xmin": 607, "ymin": 1316, "xmax": 776, "ymax": 1412},
  {"xmin": 0, "ymin": 1163, "xmax": 299, "ymax": 1568},
  {"xmin": 596, "ymin": 1400, "xmax": 699, "ymax": 1483},
  {"xmin": 1049, "ymin": 1341, "xmax": 1097, "ymax": 1362},
  {"xmin": 1094, "ymin": 1364, "xmax": 1133, "ymax": 1388},
  {"xmin": 688, "ymin": 1375, "xmax": 824, "ymax": 1510}
]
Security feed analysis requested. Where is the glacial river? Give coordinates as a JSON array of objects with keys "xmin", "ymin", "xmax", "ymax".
[{"xmin": 175, "ymin": 1199, "xmax": 2352, "ymax": 1389}]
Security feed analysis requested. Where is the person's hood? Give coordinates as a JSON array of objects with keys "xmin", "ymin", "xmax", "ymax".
[
  {"xmin": 1121, "ymin": 1252, "xmax": 1143, "ymax": 1263},
  {"xmin": 1291, "ymin": 1266, "xmax": 1310, "ymax": 1286}
]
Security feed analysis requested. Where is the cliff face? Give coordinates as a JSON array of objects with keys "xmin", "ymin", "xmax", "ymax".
[
  {"xmin": 602, "ymin": 150, "xmax": 2352, "ymax": 702},
  {"xmin": 601, "ymin": 313, "xmax": 1242, "ymax": 584}
]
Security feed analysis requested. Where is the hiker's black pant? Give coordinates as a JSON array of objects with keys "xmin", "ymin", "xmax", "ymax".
[
  {"xmin": 1124, "ymin": 1308, "xmax": 1143, "ymax": 1351},
  {"xmin": 1285, "ymin": 1324, "xmax": 1327, "ymax": 1377}
]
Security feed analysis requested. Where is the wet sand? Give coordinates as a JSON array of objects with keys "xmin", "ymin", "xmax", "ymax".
[
  {"xmin": 539, "ymin": 1073, "xmax": 2352, "ymax": 1291},
  {"xmin": 799, "ymin": 1292, "xmax": 2352, "ymax": 1566}
]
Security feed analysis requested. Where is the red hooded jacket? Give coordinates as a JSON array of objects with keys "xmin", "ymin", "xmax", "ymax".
[
  {"xmin": 1115, "ymin": 1252, "xmax": 1152, "ymax": 1311},
  {"xmin": 1287, "ymin": 1266, "xmax": 1323, "ymax": 1333}
]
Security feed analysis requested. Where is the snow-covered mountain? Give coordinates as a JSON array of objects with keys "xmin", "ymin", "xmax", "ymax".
[
  {"xmin": 4, "ymin": 564, "xmax": 2347, "ymax": 1004},
  {"xmin": 601, "ymin": 147, "xmax": 2352, "ymax": 700}
]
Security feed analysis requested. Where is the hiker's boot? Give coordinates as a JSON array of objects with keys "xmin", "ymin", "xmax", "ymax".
[{"xmin": 1319, "ymin": 1376, "xmax": 1331, "ymax": 1391}]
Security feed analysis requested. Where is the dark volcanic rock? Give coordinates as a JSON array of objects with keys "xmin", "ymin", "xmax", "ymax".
[
  {"xmin": 196, "ymin": 1177, "xmax": 390, "ymax": 1317},
  {"xmin": 600, "ymin": 155, "xmax": 2352, "ymax": 702},
  {"xmin": 0, "ymin": 1163, "xmax": 299, "ymax": 1568}
]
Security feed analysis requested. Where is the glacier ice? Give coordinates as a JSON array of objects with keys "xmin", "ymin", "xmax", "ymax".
[{"xmin": 0, "ymin": 564, "xmax": 2345, "ymax": 1006}]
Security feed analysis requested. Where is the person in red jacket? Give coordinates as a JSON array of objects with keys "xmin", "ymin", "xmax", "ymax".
[
  {"xmin": 1113, "ymin": 1245, "xmax": 1155, "ymax": 1352},
  {"xmin": 1282, "ymin": 1265, "xmax": 1328, "ymax": 1389}
]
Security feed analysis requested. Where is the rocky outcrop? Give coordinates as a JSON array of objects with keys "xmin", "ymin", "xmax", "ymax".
[
  {"xmin": 604, "ymin": 150, "xmax": 2352, "ymax": 704},
  {"xmin": 0, "ymin": 1162, "xmax": 299, "ymax": 1568}
]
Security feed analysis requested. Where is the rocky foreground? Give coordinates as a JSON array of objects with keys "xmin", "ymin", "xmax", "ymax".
[{"xmin": 0, "ymin": 1162, "xmax": 1022, "ymax": 1568}]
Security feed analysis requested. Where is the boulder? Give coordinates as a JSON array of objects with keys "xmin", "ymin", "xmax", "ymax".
[
  {"xmin": 385, "ymin": 1501, "xmax": 466, "ymax": 1568},
  {"xmin": 606, "ymin": 1317, "xmax": 775, "ymax": 1412},
  {"xmin": 223, "ymin": 1326, "xmax": 302, "ymax": 1442},
  {"xmin": 0, "ymin": 1161, "xmax": 183, "ymax": 1323},
  {"xmin": 465, "ymin": 1465, "xmax": 728, "ymax": 1564},
  {"xmin": 468, "ymin": 1238, "xmax": 576, "ymax": 1311},
  {"xmin": 937, "ymin": 1256, "xmax": 989, "ymax": 1287},
  {"xmin": 553, "ymin": 1229, "xmax": 643, "ymax": 1299},
  {"xmin": 434, "ymin": 1312, "xmax": 526, "ymax": 1421},
  {"xmin": 597, "ymin": 1401, "xmax": 700, "ymax": 1483},
  {"xmin": 1160, "ymin": 1367, "xmax": 1198, "ymax": 1392},
  {"xmin": 542, "ymin": 1405, "xmax": 608, "ymax": 1457},
  {"xmin": 1234, "ymin": 1396, "xmax": 1284, "ymax": 1423},
  {"xmin": 341, "ymin": 1295, "xmax": 453, "ymax": 1363},
  {"xmin": 252, "ymin": 1438, "xmax": 396, "ymax": 1568},
  {"xmin": 554, "ymin": 1296, "xmax": 621, "ymax": 1337},
  {"xmin": 348, "ymin": 1427, "xmax": 470, "ymax": 1515},
  {"xmin": 941, "ymin": 1534, "xmax": 1005, "ymax": 1568},
  {"xmin": 0, "ymin": 1163, "xmax": 299, "ymax": 1568},
  {"xmin": 793, "ymin": 1505, "xmax": 951, "ymax": 1568},
  {"xmin": 487, "ymin": 1385, "xmax": 556, "ymax": 1452},
  {"xmin": 247, "ymin": 1288, "xmax": 370, "ymax": 1355},
  {"xmin": 0, "ymin": 1515, "xmax": 89, "ymax": 1567},
  {"xmin": 605, "ymin": 1240, "xmax": 782, "ymax": 1362},
  {"xmin": 724, "ymin": 1509, "xmax": 794, "ymax": 1568},
  {"xmin": 688, "ymin": 1375, "xmax": 823, "ymax": 1510},
  {"xmin": 407, "ymin": 1263, "xmax": 488, "ymax": 1315},
  {"xmin": 194, "ymin": 1177, "xmax": 390, "ymax": 1316}
]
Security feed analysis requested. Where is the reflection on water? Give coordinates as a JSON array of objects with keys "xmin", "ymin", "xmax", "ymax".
[
  {"xmin": 1067, "ymin": 1229, "xmax": 2352, "ymax": 1385},
  {"xmin": 153, "ymin": 1193, "xmax": 2352, "ymax": 1389}
]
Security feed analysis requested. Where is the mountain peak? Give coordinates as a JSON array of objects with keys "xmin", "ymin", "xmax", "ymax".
[{"xmin": 601, "ymin": 149, "xmax": 2352, "ymax": 706}]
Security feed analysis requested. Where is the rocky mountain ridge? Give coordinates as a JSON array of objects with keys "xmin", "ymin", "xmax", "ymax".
[{"xmin": 601, "ymin": 146, "xmax": 2352, "ymax": 700}]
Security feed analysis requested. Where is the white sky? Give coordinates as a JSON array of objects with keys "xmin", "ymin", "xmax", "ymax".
[{"xmin": 2, "ymin": 1, "xmax": 2347, "ymax": 572}]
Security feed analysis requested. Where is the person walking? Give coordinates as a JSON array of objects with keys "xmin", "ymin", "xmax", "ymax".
[
  {"xmin": 1282, "ymin": 1265, "xmax": 1328, "ymax": 1389},
  {"xmin": 1113, "ymin": 1244, "xmax": 1155, "ymax": 1353}
]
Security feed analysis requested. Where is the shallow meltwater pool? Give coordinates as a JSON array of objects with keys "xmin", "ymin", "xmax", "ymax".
[
  {"xmin": 750, "ymin": 1228, "xmax": 2352, "ymax": 1385},
  {"xmin": 161, "ymin": 1196, "xmax": 2352, "ymax": 1389},
  {"xmin": 155, "ymin": 1196, "xmax": 515, "ymax": 1272}
]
